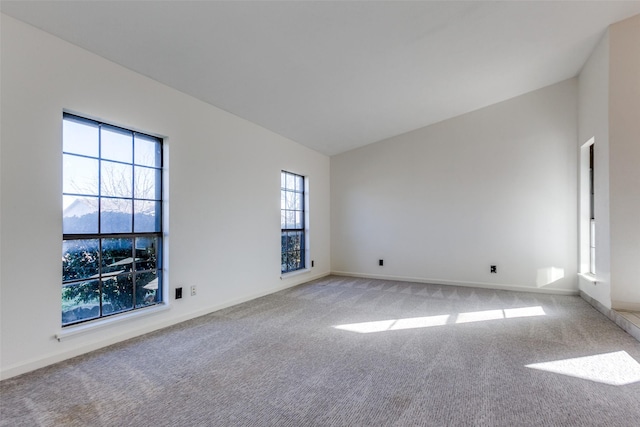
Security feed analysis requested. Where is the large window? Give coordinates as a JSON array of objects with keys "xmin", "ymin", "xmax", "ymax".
[
  {"xmin": 62, "ymin": 113, "xmax": 163, "ymax": 326},
  {"xmin": 281, "ymin": 171, "xmax": 305, "ymax": 273}
]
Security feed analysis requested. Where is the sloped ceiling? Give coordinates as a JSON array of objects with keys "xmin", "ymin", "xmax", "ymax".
[{"xmin": 2, "ymin": 1, "xmax": 640, "ymax": 155}]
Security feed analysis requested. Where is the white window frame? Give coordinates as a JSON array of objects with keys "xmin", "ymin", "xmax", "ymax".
[
  {"xmin": 579, "ymin": 138, "xmax": 596, "ymax": 276},
  {"xmin": 281, "ymin": 171, "xmax": 309, "ymax": 275},
  {"xmin": 62, "ymin": 113, "xmax": 165, "ymax": 327}
]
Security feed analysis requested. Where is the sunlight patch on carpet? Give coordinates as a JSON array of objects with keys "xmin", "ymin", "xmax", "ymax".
[
  {"xmin": 335, "ymin": 315, "xmax": 450, "ymax": 333},
  {"xmin": 526, "ymin": 351, "xmax": 640, "ymax": 386},
  {"xmin": 334, "ymin": 306, "xmax": 545, "ymax": 333},
  {"xmin": 456, "ymin": 306, "xmax": 546, "ymax": 324}
]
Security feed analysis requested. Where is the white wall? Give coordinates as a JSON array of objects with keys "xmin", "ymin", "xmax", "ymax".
[
  {"xmin": 331, "ymin": 79, "xmax": 578, "ymax": 294},
  {"xmin": 577, "ymin": 14, "xmax": 640, "ymax": 312},
  {"xmin": 577, "ymin": 31, "xmax": 611, "ymax": 308},
  {"xmin": 609, "ymin": 14, "xmax": 640, "ymax": 311},
  {"xmin": 0, "ymin": 15, "xmax": 330, "ymax": 379}
]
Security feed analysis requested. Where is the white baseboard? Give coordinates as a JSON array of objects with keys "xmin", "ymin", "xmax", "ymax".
[
  {"xmin": 1, "ymin": 271, "xmax": 331, "ymax": 380},
  {"xmin": 612, "ymin": 301, "xmax": 640, "ymax": 312},
  {"xmin": 581, "ymin": 292, "xmax": 640, "ymax": 343},
  {"xmin": 331, "ymin": 271, "xmax": 579, "ymax": 296}
]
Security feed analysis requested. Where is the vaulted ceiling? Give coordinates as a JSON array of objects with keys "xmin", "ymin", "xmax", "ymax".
[{"xmin": 3, "ymin": 1, "xmax": 640, "ymax": 156}]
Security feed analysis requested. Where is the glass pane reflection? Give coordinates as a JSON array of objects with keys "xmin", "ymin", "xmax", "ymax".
[
  {"xmin": 102, "ymin": 238, "xmax": 134, "ymax": 274},
  {"xmin": 134, "ymin": 134, "xmax": 161, "ymax": 167},
  {"xmin": 101, "ymin": 127, "xmax": 132, "ymax": 163},
  {"xmin": 62, "ymin": 280, "xmax": 100, "ymax": 325},
  {"xmin": 102, "ymin": 273, "xmax": 133, "ymax": 314},
  {"xmin": 63, "ymin": 154, "xmax": 98, "ymax": 195},
  {"xmin": 101, "ymin": 161, "xmax": 132, "ymax": 197},
  {"xmin": 134, "ymin": 166, "xmax": 161, "ymax": 200},
  {"xmin": 63, "ymin": 239, "xmax": 100, "ymax": 282},
  {"xmin": 63, "ymin": 196, "xmax": 98, "ymax": 234},
  {"xmin": 101, "ymin": 199, "xmax": 133, "ymax": 233},
  {"xmin": 63, "ymin": 119, "xmax": 99, "ymax": 157},
  {"xmin": 134, "ymin": 201, "xmax": 161, "ymax": 233}
]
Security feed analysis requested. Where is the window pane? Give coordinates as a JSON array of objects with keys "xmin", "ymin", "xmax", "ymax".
[
  {"xmin": 101, "ymin": 199, "xmax": 132, "ymax": 233},
  {"xmin": 63, "ymin": 195, "xmax": 98, "ymax": 234},
  {"xmin": 63, "ymin": 118, "xmax": 99, "ymax": 157},
  {"xmin": 136, "ymin": 271, "xmax": 160, "ymax": 307},
  {"xmin": 285, "ymin": 191, "xmax": 296, "ymax": 209},
  {"xmin": 133, "ymin": 200, "xmax": 161, "ymax": 232},
  {"xmin": 101, "ymin": 126, "xmax": 132, "ymax": 163},
  {"xmin": 281, "ymin": 172, "xmax": 286, "ymax": 189},
  {"xmin": 62, "ymin": 280, "xmax": 100, "ymax": 325},
  {"xmin": 134, "ymin": 134, "xmax": 161, "ymax": 167},
  {"xmin": 296, "ymin": 175, "xmax": 304, "ymax": 192},
  {"xmin": 134, "ymin": 166, "xmax": 160, "ymax": 200},
  {"xmin": 286, "ymin": 210, "xmax": 296, "ymax": 229},
  {"xmin": 285, "ymin": 232, "xmax": 293, "ymax": 250},
  {"xmin": 281, "ymin": 231, "xmax": 305, "ymax": 274},
  {"xmin": 63, "ymin": 154, "xmax": 98, "ymax": 195},
  {"xmin": 295, "ymin": 211, "xmax": 303, "ymax": 229},
  {"xmin": 102, "ymin": 238, "xmax": 133, "ymax": 274},
  {"xmin": 63, "ymin": 239, "xmax": 100, "ymax": 282},
  {"xmin": 286, "ymin": 173, "xmax": 295, "ymax": 189},
  {"xmin": 135, "ymin": 236, "xmax": 158, "ymax": 271},
  {"xmin": 288, "ymin": 251, "xmax": 301, "ymax": 271},
  {"xmin": 101, "ymin": 161, "xmax": 132, "ymax": 197},
  {"xmin": 102, "ymin": 273, "xmax": 133, "ymax": 314}
]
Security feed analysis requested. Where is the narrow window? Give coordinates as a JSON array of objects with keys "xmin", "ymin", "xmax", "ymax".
[
  {"xmin": 62, "ymin": 113, "xmax": 163, "ymax": 326},
  {"xmin": 281, "ymin": 171, "xmax": 305, "ymax": 273},
  {"xmin": 589, "ymin": 143, "xmax": 595, "ymax": 274}
]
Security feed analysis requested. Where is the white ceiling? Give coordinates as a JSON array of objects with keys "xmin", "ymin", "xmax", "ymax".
[{"xmin": 2, "ymin": 1, "xmax": 640, "ymax": 156}]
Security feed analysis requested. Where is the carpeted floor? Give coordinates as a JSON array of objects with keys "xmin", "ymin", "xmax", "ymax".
[{"xmin": 2, "ymin": 275, "xmax": 640, "ymax": 426}]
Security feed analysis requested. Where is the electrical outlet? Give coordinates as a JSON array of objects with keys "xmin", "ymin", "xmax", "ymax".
[
  {"xmin": 311, "ymin": 260, "xmax": 315, "ymax": 267},
  {"xmin": 379, "ymin": 259, "xmax": 384, "ymax": 266},
  {"xmin": 190, "ymin": 285, "xmax": 197, "ymax": 296},
  {"xmin": 175, "ymin": 287, "xmax": 182, "ymax": 299},
  {"xmin": 490, "ymin": 265, "xmax": 497, "ymax": 274}
]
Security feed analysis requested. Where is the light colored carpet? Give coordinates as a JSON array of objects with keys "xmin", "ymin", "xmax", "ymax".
[{"xmin": 2, "ymin": 275, "xmax": 640, "ymax": 426}]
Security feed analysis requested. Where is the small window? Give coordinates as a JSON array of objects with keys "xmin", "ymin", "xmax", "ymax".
[
  {"xmin": 62, "ymin": 113, "xmax": 163, "ymax": 326},
  {"xmin": 281, "ymin": 171, "xmax": 305, "ymax": 273},
  {"xmin": 589, "ymin": 143, "xmax": 595, "ymax": 274}
]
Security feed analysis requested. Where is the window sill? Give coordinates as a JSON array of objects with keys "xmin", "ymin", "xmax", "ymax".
[
  {"xmin": 280, "ymin": 268, "xmax": 311, "ymax": 280},
  {"xmin": 56, "ymin": 303, "xmax": 169, "ymax": 342},
  {"xmin": 578, "ymin": 272, "xmax": 598, "ymax": 283}
]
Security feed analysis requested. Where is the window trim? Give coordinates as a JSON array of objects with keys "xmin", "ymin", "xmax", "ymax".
[
  {"xmin": 281, "ymin": 170, "xmax": 307, "ymax": 274},
  {"xmin": 56, "ymin": 303, "xmax": 169, "ymax": 342},
  {"xmin": 589, "ymin": 143, "xmax": 595, "ymax": 275},
  {"xmin": 580, "ymin": 138, "xmax": 596, "ymax": 277}
]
